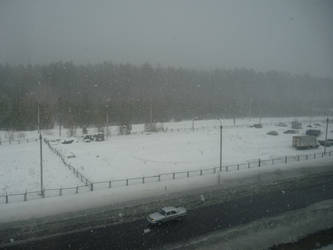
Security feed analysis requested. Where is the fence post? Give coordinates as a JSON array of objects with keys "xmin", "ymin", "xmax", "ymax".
[
  {"xmin": 142, "ymin": 177, "xmax": 145, "ymax": 184},
  {"xmin": 59, "ymin": 188, "xmax": 62, "ymax": 196},
  {"xmin": 76, "ymin": 186, "xmax": 79, "ymax": 194},
  {"xmin": 24, "ymin": 190, "xmax": 27, "ymax": 201},
  {"xmin": 172, "ymin": 173, "xmax": 175, "ymax": 179},
  {"xmin": 5, "ymin": 193, "xmax": 8, "ymax": 204},
  {"xmin": 109, "ymin": 181, "xmax": 112, "ymax": 188},
  {"xmin": 158, "ymin": 175, "xmax": 161, "ymax": 181},
  {"xmin": 187, "ymin": 171, "xmax": 189, "ymax": 177},
  {"xmin": 285, "ymin": 156, "xmax": 287, "ymax": 164},
  {"xmin": 90, "ymin": 183, "xmax": 94, "ymax": 191},
  {"xmin": 41, "ymin": 189, "xmax": 45, "ymax": 198},
  {"xmin": 258, "ymin": 159, "xmax": 261, "ymax": 167},
  {"xmin": 126, "ymin": 179, "xmax": 129, "ymax": 186},
  {"xmin": 200, "ymin": 170, "xmax": 203, "ymax": 176}
]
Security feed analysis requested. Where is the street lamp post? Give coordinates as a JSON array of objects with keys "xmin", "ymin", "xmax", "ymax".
[
  {"xmin": 219, "ymin": 124, "xmax": 223, "ymax": 171},
  {"xmin": 38, "ymin": 103, "xmax": 44, "ymax": 195},
  {"xmin": 105, "ymin": 104, "xmax": 110, "ymax": 139},
  {"xmin": 39, "ymin": 132, "xmax": 43, "ymax": 195},
  {"xmin": 324, "ymin": 117, "xmax": 329, "ymax": 154}
]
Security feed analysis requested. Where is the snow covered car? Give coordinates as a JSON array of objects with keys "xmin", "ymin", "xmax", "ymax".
[
  {"xmin": 62, "ymin": 139, "xmax": 74, "ymax": 144},
  {"xmin": 318, "ymin": 139, "xmax": 333, "ymax": 147},
  {"xmin": 146, "ymin": 206, "xmax": 187, "ymax": 225}
]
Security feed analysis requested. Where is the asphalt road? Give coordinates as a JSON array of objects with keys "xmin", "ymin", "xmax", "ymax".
[{"xmin": 2, "ymin": 168, "xmax": 333, "ymax": 250}]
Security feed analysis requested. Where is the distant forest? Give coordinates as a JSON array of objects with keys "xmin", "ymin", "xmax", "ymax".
[{"xmin": 0, "ymin": 62, "xmax": 332, "ymax": 130}]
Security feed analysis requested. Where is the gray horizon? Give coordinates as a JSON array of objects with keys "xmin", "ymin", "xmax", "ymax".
[{"xmin": 0, "ymin": 0, "xmax": 332, "ymax": 78}]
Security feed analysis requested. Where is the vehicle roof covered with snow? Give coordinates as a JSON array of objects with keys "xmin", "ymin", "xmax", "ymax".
[{"xmin": 161, "ymin": 206, "xmax": 177, "ymax": 213}]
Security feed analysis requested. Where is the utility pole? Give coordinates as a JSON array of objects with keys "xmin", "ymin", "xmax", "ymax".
[
  {"xmin": 37, "ymin": 103, "xmax": 40, "ymax": 133},
  {"xmin": 324, "ymin": 117, "xmax": 329, "ymax": 154},
  {"xmin": 106, "ymin": 109, "xmax": 109, "ymax": 139},
  {"xmin": 58, "ymin": 112, "xmax": 62, "ymax": 138},
  {"xmin": 219, "ymin": 124, "xmax": 223, "ymax": 171},
  {"xmin": 150, "ymin": 101, "xmax": 153, "ymax": 124},
  {"xmin": 57, "ymin": 97, "xmax": 62, "ymax": 137},
  {"xmin": 59, "ymin": 122, "xmax": 62, "ymax": 137},
  {"xmin": 38, "ymin": 103, "xmax": 43, "ymax": 195}
]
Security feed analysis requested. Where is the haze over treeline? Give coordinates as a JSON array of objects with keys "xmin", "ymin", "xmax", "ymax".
[{"xmin": 0, "ymin": 62, "xmax": 332, "ymax": 130}]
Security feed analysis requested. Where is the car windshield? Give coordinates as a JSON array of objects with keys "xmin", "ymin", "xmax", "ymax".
[{"xmin": 1, "ymin": 1, "xmax": 333, "ymax": 249}]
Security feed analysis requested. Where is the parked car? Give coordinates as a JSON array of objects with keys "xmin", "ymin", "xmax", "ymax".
[
  {"xmin": 305, "ymin": 129, "xmax": 321, "ymax": 137},
  {"xmin": 62, "ymin": 139, "xmax": 74, "ymax": 144},
  {"xmin": 146, "ymin": 206, "xmax": 187, "ymax": 225},
  {"xmin": 67, "ymin": 152, "xmax": 76, "ymax": 159},
  {"xmin": 284, "ymin": 129, "xmax": 298, "ymax": 134},
  {"xmin": 318, "ymin": 139, "xmax": 333, "ymax": 147},
  {"xmin": 83, "ymin": 135, "xmax": 94, "ymax": 141},
  {"xmin": 267, "ymin": 131, "xmax": 278, "ymax": 136},
  {"xmin": 83, "ymin": 133, "xmax": 105, "ymax": 142},
  {"xmin": 276, "ymin": 122, "xmax": 288, "ymax": 127},
  {"xmin": 250, "ymin": 123, "xmax": 263, "ymax": 128},
  {"xmin": 83, "ymin": 137, "xmax": 92, "ymax": 143},
  {"xmin": 93, "ymin": 133, "xmax": 105, "ymax": 141}
]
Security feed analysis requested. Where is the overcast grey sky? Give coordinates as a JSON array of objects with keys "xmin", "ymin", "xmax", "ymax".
[{"xmin": 0, "ymin": 0, "xmax": 332, "ymax": 78}]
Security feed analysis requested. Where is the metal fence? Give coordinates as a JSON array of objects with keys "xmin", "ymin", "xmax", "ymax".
[
  {"xmin": 1, "ymin": 149, "xmax": 332, "ymax": 205},
  {"xmin": 44, "ymin": 139, "xmax": 91, "ymax": 186}
]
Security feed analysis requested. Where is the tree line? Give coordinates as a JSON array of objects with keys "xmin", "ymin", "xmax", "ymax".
[{"xmin": 0, "ymin": 61, "xmax": 332, "ymax": 130}]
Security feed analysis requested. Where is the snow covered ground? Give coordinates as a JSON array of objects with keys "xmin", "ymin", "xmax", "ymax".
[
  {"xmin": 51, "ymin": 117, "xmax": 331, "ymax": 182},
  {"xmin": 0, "ymin": 116, "xmax": 332, "ymax": 195},
  {"xmin": 0, "ymin": 141, "xmax": 82, "ymax": 194}
]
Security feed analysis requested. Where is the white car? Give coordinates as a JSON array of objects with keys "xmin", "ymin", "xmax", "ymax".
[{"xmin": 146, "ymin": 206, "xmax": 187, "ymax": 225}]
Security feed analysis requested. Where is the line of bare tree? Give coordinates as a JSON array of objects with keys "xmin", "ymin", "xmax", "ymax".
[{"xmin": 0, "ymin": 62, "xmax": 332, "ymax": 130}]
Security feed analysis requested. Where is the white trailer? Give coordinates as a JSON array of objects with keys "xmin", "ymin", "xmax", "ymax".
[{"xmin": 292, "ymin": 135, "xmax": 318, "ymax": 149}]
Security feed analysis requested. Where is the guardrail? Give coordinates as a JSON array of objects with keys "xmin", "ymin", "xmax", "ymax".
[{"xmin": 1, "ymin": 149, "xmax": 332, "ymax": 205}]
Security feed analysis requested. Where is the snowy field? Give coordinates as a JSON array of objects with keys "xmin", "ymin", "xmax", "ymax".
[
  {"xmin": 52, "ymin": 117, "xmax": 332, "ymax": 182},
  {"xmin": 0, "ymin": 142, "xmax": 82, "ymax": 194},
  {"xmin": 0, "ymin": 116, "xmax": 332, "ymax": 194}
]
